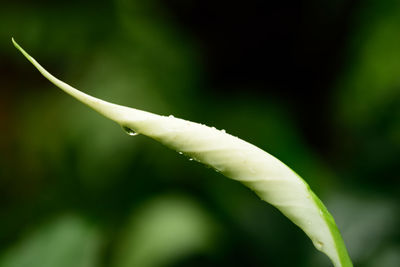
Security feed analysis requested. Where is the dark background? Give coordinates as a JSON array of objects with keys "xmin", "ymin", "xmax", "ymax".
[{"xmin": 0, "ymin": 0, "xmax": 399, "ymax": 266}]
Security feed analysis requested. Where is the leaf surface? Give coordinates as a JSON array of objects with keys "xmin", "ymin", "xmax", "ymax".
[{"xmin": 12, "ymin": 38, "xmax": 352, "ymax": 267}]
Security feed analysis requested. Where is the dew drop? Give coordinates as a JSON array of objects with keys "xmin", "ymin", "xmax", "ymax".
[
  {"xmin": 214, "ymin": 166, "xmax": 224, "ymax": 173},
  {"xmin": 189, "ymin": 158, "xmax": 194, "ymax": 161},
  {"xmin": 122, "ymin": 126, "xmax": 139, "ymax": 136},
  {"xmin": 315, "ymin": 241, "xmax": 324, "ymax": 250},
  {"xmin": 178, "ymin": 152, "xmax": 183, "ymax": 155},
  {"xmin": 168, "ymin": 115, "xmax": 175, "ymax": 118}
]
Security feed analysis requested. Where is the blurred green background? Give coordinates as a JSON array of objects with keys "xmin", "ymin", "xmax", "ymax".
[{"xmin": 0, "ymin": 0, "xmax": 399, "ymax": 266}]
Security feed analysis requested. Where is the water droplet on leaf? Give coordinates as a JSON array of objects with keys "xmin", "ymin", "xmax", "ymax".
[
  {"xmin": 315, "ymin": 241, "xmax": 324, "ymax": 249},
  {"xmin": 122, "ymin": 126, "xmax": 139, "ymax": 136}
]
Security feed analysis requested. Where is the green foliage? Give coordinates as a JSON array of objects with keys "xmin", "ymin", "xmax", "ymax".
[
  {"xmin": 0, "ymin": 216, "xmax": 101, "ymax": 267},
  {"xmin": 1, "ymin": 1, "xmax": 399, "ymax": 266},
  {"xmin": 113, "ymin": 195, "xmax": 219, "ymax": 267}
]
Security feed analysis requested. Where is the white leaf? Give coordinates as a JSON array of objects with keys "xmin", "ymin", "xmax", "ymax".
[{"xmin": 13, "ymin": 38, "xmax": 353, "ymax": 267}]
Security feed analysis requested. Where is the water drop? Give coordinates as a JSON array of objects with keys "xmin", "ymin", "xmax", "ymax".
[
  {"xmin": 315, "ymin": 241, "xmax": 324, "ymax": 249},
  {"xmin": 178, "ymin": 152, "xmax": 183, "ymax": 155},
  {"xmin": 189, "ymin": 158, "xmax": 194, "ymax": 161},
  {"xmin": 214, "ymin": 166, "xmax": 224, "ymax": 173},
  {"xmin": 221, "ymin": 129, "xmax": 226, "ymax": 133},
  {"xmin": 122, "ymin": 126, "xmax": 139, "ymax": 136},
  {"xmin": 168, "ymin": 115, "xmax": 175, "ymax": 118}
]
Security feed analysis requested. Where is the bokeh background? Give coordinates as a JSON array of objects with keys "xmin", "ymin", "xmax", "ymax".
[{"xmin": 1, "ymin": 0, "xmax": 399, "ymax": 266}]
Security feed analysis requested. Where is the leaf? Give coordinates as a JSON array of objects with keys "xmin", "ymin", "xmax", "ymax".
[
  {"xmin": 0, "ymin": 215, "xmax": 101, "ymax": 267},
  {"xmin": 112, "ymin": 194, "xmax": 218, "ymax": 267},
  {"xmin": 12, "ymin": 38, "xmax": 353, "ymax": 267}
]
